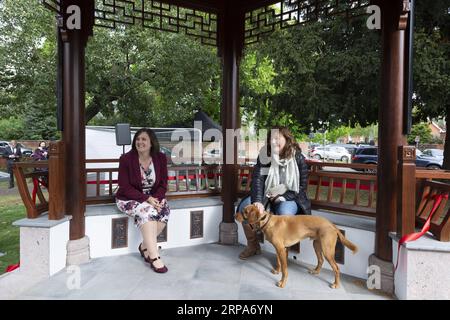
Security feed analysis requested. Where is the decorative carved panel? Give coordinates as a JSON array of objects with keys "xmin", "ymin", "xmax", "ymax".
[
  {"xmin": 111, "ymin": 217, "xmax": 128, "ymax": 249},
  {"xmin": 94, "ymin": 0, "xmax": 217, "ymax": 46},
  {"xmin": 43, "ymin": 0, "xmax": 372, "ymax": 47},
  {"xmin": 190, "ymin": 210, "xmax": 204, "ymax": 239},
  {"xmin": 42, "ymin": 0, "xmax": 217, "ymax": 46},
  {"xmin": 244, "ymin": 0, "xmax": 371, "ymax": 45}
]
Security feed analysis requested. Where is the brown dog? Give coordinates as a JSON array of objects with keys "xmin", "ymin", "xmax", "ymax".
[{"xmin": 235, "ymin": 204, "xmax": 358, "ymax": 289}]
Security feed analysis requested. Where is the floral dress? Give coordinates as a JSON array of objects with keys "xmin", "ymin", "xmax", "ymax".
[{"xmin": 116, "ymin": 162, "xmax": 170, "ymax": 228}]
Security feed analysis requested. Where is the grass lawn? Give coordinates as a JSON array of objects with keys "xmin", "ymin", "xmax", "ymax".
[{"xmin": 0, "ymin": 181, "xmax": 26, "ymax": 275}]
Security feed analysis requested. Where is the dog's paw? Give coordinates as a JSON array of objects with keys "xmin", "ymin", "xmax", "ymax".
[
  {"xmin": 308, "ymin": 269, "xmax": 320, "ymax": 275},
  {"xmin": 330, "ymin": 283, "xmax": 340, "ymax": 289},
  {"xmin": 276, "ymin": 281, "xmax": 286, "ymax": 288},
  {"xmin": 271, "ymin": 268, "xmax": 280, "ymax": 274}
]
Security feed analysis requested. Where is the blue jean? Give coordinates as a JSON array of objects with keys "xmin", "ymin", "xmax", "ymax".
[{"xmin": 237, "ymin": 195, "xmax": 298, "ymax": 216}]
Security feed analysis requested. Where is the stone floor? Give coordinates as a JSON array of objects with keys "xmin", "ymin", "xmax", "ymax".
[{"xmin": 10, "ymin": 244, "xmax": 393, "ymax": 300}]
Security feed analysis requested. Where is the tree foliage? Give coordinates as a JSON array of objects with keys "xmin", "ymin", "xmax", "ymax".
[
  {"xmin": 248, "ymin": 15, "xmax": 381, "ymax": 132},
  {"xmin": 0, "ymin": 0, "xmax": 449, "ymax": 152},
  {"xmin": 407, "ymin": 122, "xmax": 433, "ymax": 145},
  {"xmin": 412, "ymin": 0, "xmax": 450, "ymax": 167},
  {"xmin": 0, "ymin": 0, "xmax": 221, "ymax": 140}
]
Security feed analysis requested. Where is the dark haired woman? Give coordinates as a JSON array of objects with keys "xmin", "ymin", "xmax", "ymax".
[
  {"xmin": 236, "ymin": 127, "xmax": 311, "ymax": 260},
  {"xmin": 32, "ymin": 141, "xmax": 49, "ymax": 161},
  {"xmin": 31, "ymin": 141, "xmax": 49, "ymax": 186},
  {"xmin": 116, "ymin": 128, "xmax": 170, "ymax": 273}
]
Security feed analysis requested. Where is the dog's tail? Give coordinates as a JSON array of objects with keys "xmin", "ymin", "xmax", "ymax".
[{"xmin": 336, "ymin": 229, "xmax": 358, "ymax": 254}]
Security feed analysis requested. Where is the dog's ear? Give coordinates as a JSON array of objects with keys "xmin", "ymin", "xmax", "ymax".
[{"xmin": 245, "ymin": 205, "xmax": 259, "ymax": 224}]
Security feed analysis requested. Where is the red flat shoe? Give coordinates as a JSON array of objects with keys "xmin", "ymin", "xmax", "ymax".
[{"xmin": 145, "ymin": 256, "xmax": 168, "ymax": 273}]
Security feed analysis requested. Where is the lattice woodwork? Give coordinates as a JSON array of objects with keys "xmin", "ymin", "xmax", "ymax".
[
  {"xmin": 94, "ymin": 0, "xmax": 217, "ymax": 46},
  {"xmin": 42, "ymin": 0, "xmax": 372, "ymax": 47},
  {"xmin": 42, "ymin": 0, "xmax": 217, "ymax": 46},
  {"xmin": 244, "ymin": 0, "xmax": 371, "ymax": 45}
]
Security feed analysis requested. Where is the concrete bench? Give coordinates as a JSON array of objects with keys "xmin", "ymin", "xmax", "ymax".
[
  {"xmin": 85, "ymin": 196, "xmax": 223, "ymax": 258},
  {"xmin": 13, "ymin": 196, "xmax": 224, "ymax": 277}
]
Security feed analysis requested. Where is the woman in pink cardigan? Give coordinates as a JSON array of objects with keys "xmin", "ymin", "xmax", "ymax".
[{"xmin": 116, "ymin": 128, "xmax": 170, "ymax": 273}]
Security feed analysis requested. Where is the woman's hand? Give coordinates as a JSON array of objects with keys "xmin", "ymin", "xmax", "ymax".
[
  {"xmin": 147, "ymin": 196, "xmax": 162, "ymax": 213},
  {"xmin": 253, "ymin": 202, "xmax": 265, "ymax": 214}
]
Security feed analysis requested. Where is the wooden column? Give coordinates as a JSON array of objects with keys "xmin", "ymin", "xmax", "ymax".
[
  {"xmin": 218, "ymin": 6, "xmax": 244, "ymax": 223},
  {"xmin": 60, "ymin": 0, "xmax": 94, "ymax": 240},
  {"xmin": 375, "ymin": 0, "xmax": 409, "ymax": 260},
  {"xmin": 397, "ymin": 146, "xmax": 416, "ymax": 236},
  {"xmin": 49, "ymin": 141, "xmax": 65, "ymax": 220}
]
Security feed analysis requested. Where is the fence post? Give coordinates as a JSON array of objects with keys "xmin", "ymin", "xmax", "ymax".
[
  {"xmin": 397, "ymin": 145, "xmax": 416, "ymax": 236},
  {"xmin": 49, "ymin": 140, "xmax": 65, "ymax": 220}
]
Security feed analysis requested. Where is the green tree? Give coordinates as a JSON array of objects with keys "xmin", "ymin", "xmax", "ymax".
[
  {"xmin": 413, "ymin": 0, "xmax": 450, "ymax": 167},
  {"xmin": 0, "ymin": 0, "xmax": 222, "ymax": 139},
  {"xmin": 0, "ymin": 0, "xmax": 57, "ymax": 139},
  {"xmin": 253, "ymin": 14, "xmax": 381, "ymax": 132},
  {"xmin": 327, "ymin": 126, "xmax": 351, "ymax": 143},
  {"xmin": 407, "ymin": 123, "xmax": 433, "ymax": 145},
  {"xmin": 0, "ymin": 117, "xmax": 25, "ymax": 140},
  {"xmin": 240, "ymin": 51, "xmax": 279, "ymax": 131}
]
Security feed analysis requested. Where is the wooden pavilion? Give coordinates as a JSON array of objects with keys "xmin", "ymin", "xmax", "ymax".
[{"xmin": 10, "ymin": 0, "xmax": 449, "ymax": 298}]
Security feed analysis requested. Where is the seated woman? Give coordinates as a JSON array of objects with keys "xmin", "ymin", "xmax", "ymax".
[
  {"xmin": 115, "ymin": 128, "xmax": 170, "ymax": 273},
  {"xmin": 31, "ymin": 141, "xmax": 49, "ymax": 186},
  {"xmin": 237, "ymin": 127, "xmax": 311, "ymax": 260},
  {"xmin": 32, "ymin": 141, "xmax": 49, "ymax": 161}
]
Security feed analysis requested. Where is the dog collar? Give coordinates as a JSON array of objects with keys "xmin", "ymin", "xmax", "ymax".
[{"xmin": 260, "ymin": 213, "xmax": 272, "ymax": 230}]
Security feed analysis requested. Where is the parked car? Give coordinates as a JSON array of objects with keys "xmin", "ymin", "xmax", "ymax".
[
  {"xmin": 351, "ymin": 147, "xmax": 378, "ymax": 165},
  {"xmin": 308, "ymin": 143, "xmax": 321, "ymax": 157},
  {"xmin": 17, "ymin": 143, "xmax": 33, "ymax": 157},
  {"xmin": 421, "ymin": 149, "xmax": 443, "ymax": 159},
  {"xmin": 0, "ymin": 141, "xmax": 32, "ymax": 157},
  {"xmin": 415, "ymin": 150, "xmax": 443, "ymax": 170},
  {"xmin": 311, "ymin": 146, "xmax": 352, "ymax": 162},
  {"xmin": 0, "ymin": 141, "xmax": 8, "ymax": 156},
  {"xmin": 327, "ymin": 143, "xmax": 358, "ymax": 155},
  {"xmin": 352, "ymin": 147, "xmax": 443, "ymax": 171}
]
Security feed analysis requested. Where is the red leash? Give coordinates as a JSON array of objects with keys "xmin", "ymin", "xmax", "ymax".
[{"xmin": 394, "ymin": 193, "xmax": 447, "ymax": 271}]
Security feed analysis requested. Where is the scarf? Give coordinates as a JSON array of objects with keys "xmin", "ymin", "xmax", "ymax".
[{"xmin": 264, "ymin": 150, "xmax": 300, "ymax": 197}]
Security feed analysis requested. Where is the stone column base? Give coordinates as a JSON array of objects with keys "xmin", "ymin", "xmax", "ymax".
[
  {"xmin": 219, "ymin": 222, "xmax": 238, "ymax": 245},
  {"xmin": 13, "ymin": 215, "xmax": 70, "ymax": 277},
  {"xmin": 390, "ymin": 232, "xmax": 450, "ymax": 299},
  {"xmin": 67, "ymin": 236, "xmax": 90, "ymax": 265},
  {"xmin": 368, "ymin": 254, "xmax": 394, "ymax": 295}
]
